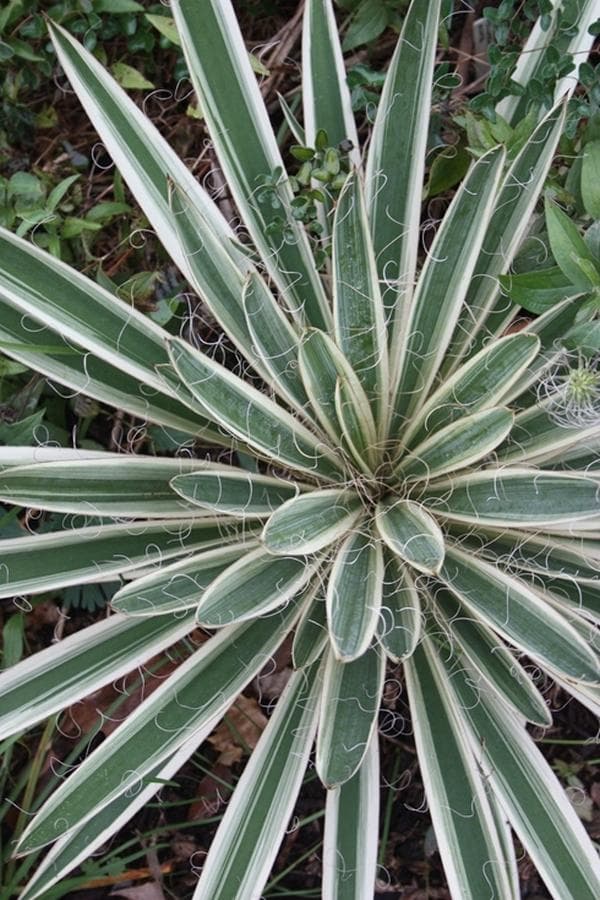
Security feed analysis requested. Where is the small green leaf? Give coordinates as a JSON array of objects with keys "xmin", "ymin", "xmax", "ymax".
[
  {"xmin": 343, "ymin": 0, "xmax": 389, "ymax": 51},
  {"xmin": 94, "ymin": 0, "xmax": 144, "ymax": 12},
  {"xmin": 545, "ymin": 199, "xmax": 600, "ymax": 291},
  {"xmin": 145, "ymin": 13, "xmax": 181, "ymax": 45},
  {"xmin": 582, "ymin": 140, "xmax": 600, "ymax": 218},
  {"xmin": 499, "ymin": 266, "xmax": 577, "ymax": 313},
  {"xmin": 110, "ymin": 62, "xmax": 155, "ymax": 91}
]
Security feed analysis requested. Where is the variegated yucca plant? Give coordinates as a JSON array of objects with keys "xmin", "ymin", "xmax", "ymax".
[{"xmin": 1, "ymin": 1, "xmax": 600, "ymax": 897}]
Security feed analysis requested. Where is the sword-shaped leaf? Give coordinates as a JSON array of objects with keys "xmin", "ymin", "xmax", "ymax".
[
  {"xmin": 16, "ymin": 605, "xmax": 299, "ymax": 855},
  {"xmin": 378, "ymin": 551, "xmax": 421, "ymax": 662},
  {"xmin": 401, "ymin": 332, "xmax": 539, "ymax": 449},
  {"xmin": 332, "ymin": 171, "xmax": 388, "ymax": 419},
  {"xmin": 423, "ymin": 468, "xmax": 600, "ymax": 529},
  {"xmin": 394, "ymin": 407, "xmax": 514, "ymax": 482},
  {"xmin": 303, "ymin": 0, "xmax": 359, "ymax": 158},
  {"xmin": 366, "ymin": 0, "xmax": 441, "ymax": 327},
  {"xmin": 0, "ymin": 611, "xmax": 195, "ymax": 740},
  {"xmin": 172, "ymin": 0, "xmax": 331, "ymax": 330},
  {"xmin": 196, "ymin": 547, "xmax": 319, "ymax": 627},
  {"xmin": 298, "ymin": 328, "xmax": 377, "ymax": 460},
  {"xmin": 443, "ymin": 651, "xmax": 600, "ymax": 900},
  {"xmin": 263, "ymin": 488, "xmax": 363, "ymax": 555},
  {"xmin": 0, "ymin": 306, "xmax": 222, "ymax": 441},
  {"xmin": 171, "ymin": 468, "xmax": 301, "ymax": 518},
  {"xmin": 431, "ymin": 587, "xmax": 551, "ymax": 726},
  {"xmin": 0, "ymin": 228, "xmax": 194, "ymax": 403},
  {"xmin": 192, "ymin": 661, "xmax": 322, "ymax": 900},
  {"xmin": 20, "ymin": 733, "xmax": 205, "ymax": 900},
  {"xmin": 242, "ymin": 272, "xmax": 309, "ymax": 411},
  {"xmin": 439, "ymin": 545, "xmax": 600, "ymax": 683},
  {"xmin": 47, "ymin": 21, "xmax": 248, "ymax": 283},
  {"xmin": 406, "ymin": 640, "xmax": 518, "ymax": 900},
  {"xmin": 168, "ymin": 337, "xmax": 344, "ymax": 481},
  {"xmin": 391, "ymin": 146, "xmax": 506, "ymax": 425},
  {"xmin": 497, "ymin": 400, "xmax": 600, "ymax": 465},
  {"xmin": 326, "ymin": 528, "xmax": 383, "ymax": 661},
  {"xmin": 0, "ymin": 519, "xmax": 233, "ymax": 599},
  {"xmin": 0, "ymin": 457, "xmax": 226, "ymax": 518},
  {"xmin": 497, "ymin": 0, "xmax": 598, "ymax": 125},
  {"xmin": 441, "ymin": 104, "xmax": 566, "ymax": 372},
  {"xmin": 322, "ymin": 731, "xmax": 379, "ymax": 900},
  {"xmin": 461, "ymin": 527, "xmax": 600, "ymax": 584},
  {"xmin": 111, "ymin": 544, "xmax": 253, "ymax": 616},
  {"xmin": 334, "ymin": 377, "xmax": 379, "ymax": 473},
  {"xmin": 375, "ymin": 499, "xmax": 445, "ymax": 575},
  {"xmin": 292, "ymin": 592, "xmax": 329, "ymax": 669},
  {"xmin": 317, "ymin": 644, "xmax": 384, "ymax": 787}
]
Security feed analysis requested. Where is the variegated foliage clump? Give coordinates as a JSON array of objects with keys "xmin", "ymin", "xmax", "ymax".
[{"xmin": 0, "ymin": 1, "xmax": 599, "ymax": 898}]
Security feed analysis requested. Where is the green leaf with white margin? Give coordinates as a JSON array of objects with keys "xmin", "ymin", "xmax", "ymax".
[
  {"xmin": 497, "ymin": 0, "xmax": 598, "ymax": 126},
  {"xmin": 263, "ymin": 488, "xmax": 363, "ymax": 555},
  {"xmin": 192, "ymin": 660, "xmax": 322, "ymax": 900},
  {"xmin": 317, "ymin": 644, "xmax": 384, "ymax": 788},
  {"xmin": 242, "ymin": 272, "xmax": 309, "ymax": 411},
  {"xmin": 474, "ymin": 299, "xmax": 580, "ymax": 406},
  {"xmin": 391, "ymin": 146, "xmax": 506, "ymax": 426},
  {"xmin": 171, "ymin": 467, "xmax": 302, "ymax": 518},
  {"xmin": 0, "ymin": 457, "xmax": 231, "ymax": 518},
  {"xmin": 438, "ymin": 544, "xmax": 600, "ymax": 683},
  {"xmin": 378, "ymin": 551, "xmax": 421, "ymax": 662},
  {"xmin": 375, "ymin": 499, "xmax": 445, "ymax": 575},
  {"xmin": 545, "ymin": 198, "xmax": 600, "ymax": 291},
  {"xmin": 110, "ymin": 544, "xmax": 254, "ymax": 616},
  {"xmin": 195, "ymin": 547, "xmax": 320, "ymax": 627},
  {"xmin": 298, "ymin": 328, "xmax": 377, "ymax": 460},
  {"xmin": 527, "ymin": 573, "xmax": 600, "ymax": 626},
  {"xmin": 461, "ymin": 526, "xmax": 600, "ymax": 585},
  {"xmin": 332, "ymin": 171, "xmax": 388, "ymax": 422},
  {"xmin": 0, "ymin": 305, "xmax": 223, "ymax": 442},
  {"xmin": 394, "ymin": 407, "xmax": 514, "ymax": 482},
  {"xmin": 401, "ymin": 332, "xmax": 540, "ymax": 450},
  {"xmin": 20, "ymin": 732, "xmax": 204, "ymax": 900},
  {"xmin": 322, "ymin": 731, "xmax": 379, "ymax": 900},
  {"xmin": 497, "ymin": 400, "xmax": 600, "ymax": 466},
  {"xmin": 166, "ymin": 181, "xmax": 253, "ymax": 349},
  {"xmin": 442, "ymin": 649, "xmax": 600, "ymax": 900},
  {"xmin": 0, "ymin": 611, "xmax": 196, "ymax": 740},
  {"xmin": 405, "ymin": 639, "xmax": 517, "ymax": 900},
  {"xmin": 334, "ymin": 376, "xmax": 379, "ymax": 474},
  {"xmin": 172, "ymin": 0, "xmax": 331, "ymax": 330},
  {"xmin": 0, "ymin": 228, "xmax": 203, "ymax": 410},
  {"xmin": 47, "ymin": 21, "xmax": 249, "ymax": 286},
  {"xmin": 326, "ymin": 527, "xmax": 383, "ymax": 661},
  {"xmin": 366, "ymin": 0, "xmax": 441, "ymax": 333},
  {"xmin": 0, "ymin": 447, "xmax": 108, "ymax": 471},
  {"xmin": 292, "ymin": 591, "xmax": 328, "ymax": 669},
  {"xmin": 423, "ymin": 468, "xmax": 600, "ymax": 529},
  {"xmin": 167, "ymin": 337, "xmax": 345, "ymax": 481},
  {"xmin": 16, "ymin": 604, "xmax": 300, "ymax": 855},
  {"xmin": 441, "ymin": 103, "xmax": 566, "ymax": 373},
  {"xmin": 431, "ymin": 586, "xmax": 551, "ymax": 726},
  {"xmin": 302, "ymin": 0, "xmax": 359, "ymax": 160},
  {"xmin": 0, "ymin": 518, "xmax": 234, "ymax": 599}
]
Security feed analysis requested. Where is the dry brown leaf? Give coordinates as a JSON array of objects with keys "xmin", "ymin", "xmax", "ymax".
[{"xmin": 207, "ymin": 693, "xmax": 267, "ymax": 765}]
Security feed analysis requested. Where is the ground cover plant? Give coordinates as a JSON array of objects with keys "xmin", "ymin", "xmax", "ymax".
[{"xmin": 0, "ymin": 0, "xmax": 600, "ymax": 897}]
